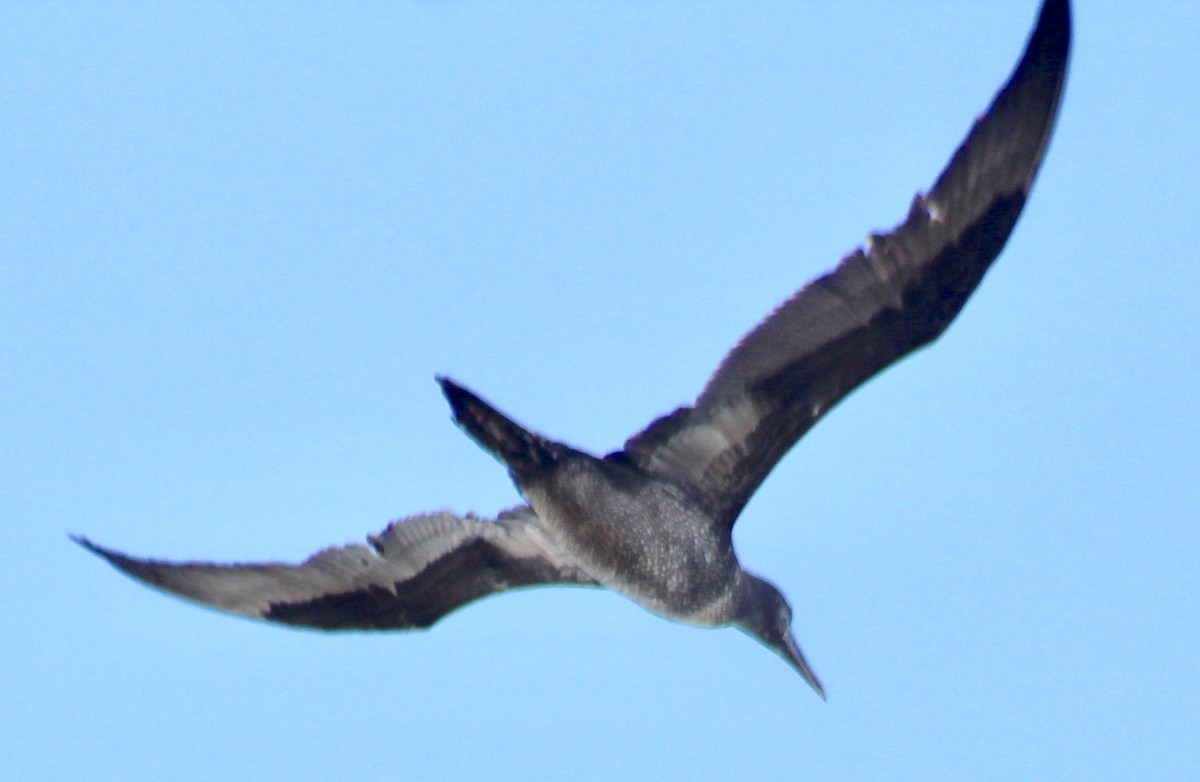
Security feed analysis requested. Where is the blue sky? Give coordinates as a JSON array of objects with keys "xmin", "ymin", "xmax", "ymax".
[{"xmin": 4, "ymin": 1, "xmax": 1198, "ymax": 779}]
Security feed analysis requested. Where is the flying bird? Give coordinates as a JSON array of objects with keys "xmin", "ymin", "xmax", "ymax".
[{"xmin": 75, "ymin": 0, "xmax": 1070, "ymax": 699}]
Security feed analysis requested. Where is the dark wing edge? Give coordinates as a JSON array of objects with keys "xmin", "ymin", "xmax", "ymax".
[
  {"xmin": 621, "ymin": 0, "xmax": 1071, "ymax": 525},
  {"xmin": 73, "ymin": 506, "xmax": 600, "ymax": 630}
]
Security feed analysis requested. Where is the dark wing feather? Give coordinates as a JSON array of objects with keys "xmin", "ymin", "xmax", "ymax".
[
  {"xmin": 622, "ymin": 0, "xmax": 1070, "ymax": 526},
  {"xmin": 74, "ymin": 506, "xmax": 599, "ymax": 630}
]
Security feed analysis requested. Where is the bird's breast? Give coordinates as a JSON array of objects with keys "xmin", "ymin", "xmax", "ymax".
[{"xmin": 522, "ymin": 455, "xmax": 740, "ymax": 625}]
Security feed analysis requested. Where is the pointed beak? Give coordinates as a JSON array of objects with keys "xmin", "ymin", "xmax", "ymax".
[{"xmin": 778, "ymin": 631, "xmax": 826, "ymax": 700}]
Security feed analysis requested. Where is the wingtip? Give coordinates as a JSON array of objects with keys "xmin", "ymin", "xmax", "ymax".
[
  {"xmin": 1013, "ymin": 0, "xmax": 1071, "ymax": 94},
  {"xmin": 1043, "ymin": 0, "xmax": 1071, "ymax": 28},
  {"xmin": 437, "ymin": 375, "xmax": 475, "ymax": 420},
  {"xmin": 70, "ymin": 534, "xmax": 133, "ymax": 570},
  {"xmin": 69, "ymin": 533, "xmax": 103, "ymax": 556},
  {"xmin": 1032, "ymin": 0, "xmax": 1072, "ymax": 61}
]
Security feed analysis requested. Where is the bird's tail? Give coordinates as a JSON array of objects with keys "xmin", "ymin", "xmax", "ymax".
[{"xmin": 438, "ymin": 376, "xmax": 567, "ymax": 479}]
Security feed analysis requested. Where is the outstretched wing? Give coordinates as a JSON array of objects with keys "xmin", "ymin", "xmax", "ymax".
[
  {"xmin": 74, "ymin": 506, "xmax": 599, "ymax": 630},
  {"xmin": 622, "ymin": 0, "xmax": 1070, "ymax": 527}
]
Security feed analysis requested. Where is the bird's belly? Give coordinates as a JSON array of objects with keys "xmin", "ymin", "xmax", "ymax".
[{"xmin": 525, "ymin": 468, "xmax": 738, "ymax": 625}]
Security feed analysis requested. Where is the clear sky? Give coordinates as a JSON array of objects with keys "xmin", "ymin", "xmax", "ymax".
[{"xmin": 4, "ymin": 2, "xmax": 1198, "ymax": 780}]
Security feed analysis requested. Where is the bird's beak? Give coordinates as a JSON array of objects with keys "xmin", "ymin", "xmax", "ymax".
[{"xmin": 777, "ymin": 631, "xmax": 826, "ymax": 700}]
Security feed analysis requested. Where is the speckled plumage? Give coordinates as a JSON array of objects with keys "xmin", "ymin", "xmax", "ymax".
[{"xmin": 75, "ymin": 0, "xmax": 1070, "ymax": 700}]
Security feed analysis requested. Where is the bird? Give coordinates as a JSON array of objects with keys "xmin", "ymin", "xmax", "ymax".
[{"xmin": 74, "ymin": 0, "xmax": 1070, "ymax": 699}]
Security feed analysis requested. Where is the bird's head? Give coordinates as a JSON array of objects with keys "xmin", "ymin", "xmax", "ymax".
[{"xmin": 735, "ymin": 573, "xmax": 825, "ymax": 699}]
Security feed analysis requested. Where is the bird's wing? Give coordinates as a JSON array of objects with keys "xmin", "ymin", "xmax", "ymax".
[
  {"xmin": 621, "ymin": 0, "xmax": 1070, "ymax": 527},
  {"xmin": 74, "ymin": 506, "xmax": 599, "ymax": 630}
]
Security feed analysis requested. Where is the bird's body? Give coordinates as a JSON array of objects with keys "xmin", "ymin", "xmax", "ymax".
[
  {"xmin": 528, "ymin": 460, "xmax": 737, "ymax": 623},
  {"xmin": 447, "ymin": 384, "xmax": 741, "ymax": 624},
  {"xmin": 75, "ymin": 0, "xmax": 1071, "ymax": 699}
]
